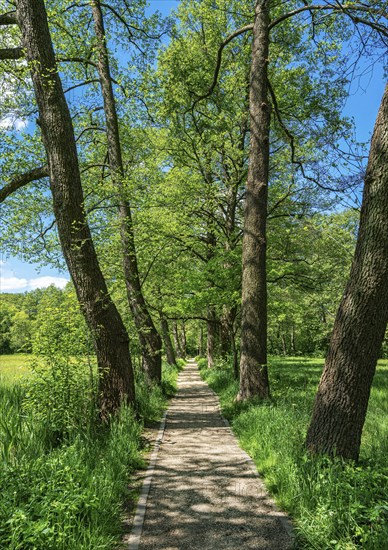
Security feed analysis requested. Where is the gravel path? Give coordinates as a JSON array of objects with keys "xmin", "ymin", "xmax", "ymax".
[{"xmin": 133, "ymin": 361, "xmax": 294, "ymax": 550}]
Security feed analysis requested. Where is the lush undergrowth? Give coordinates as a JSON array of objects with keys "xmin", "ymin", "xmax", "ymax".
[
  {"xmin": 200, "ymin": 357, "xmax": 388, "ymax": 550},
  {"xmin": 0, "ymin": 355, "xmax": 181, "ymax": 549}
]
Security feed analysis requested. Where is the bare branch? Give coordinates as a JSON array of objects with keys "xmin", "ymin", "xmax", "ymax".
[
  {"xmin": 269, "ymin": 3, "xmax": 387, "ymax": 31},
  {"xmin": 57, "ymin": 56, "xmax": 98, "ymax": 69},
  {"xmin": 0, "ymin": 165, "xmax": 48, "ymax": 203},
  {"xmin": 267, "ymin": 80, "xmax": 342, "ymax": 192}
]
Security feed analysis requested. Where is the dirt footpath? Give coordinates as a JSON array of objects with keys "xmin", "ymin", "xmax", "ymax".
[{"xmin": 132, "ymin": 361, "xmax": 293, "ymax": 549}]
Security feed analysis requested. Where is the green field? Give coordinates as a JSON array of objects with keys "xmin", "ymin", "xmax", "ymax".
[{"xmin": 0, "ymin": 354, "xmax": 32, "ymax": 385}]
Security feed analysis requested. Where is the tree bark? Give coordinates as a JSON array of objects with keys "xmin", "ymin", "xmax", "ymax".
[
  {"xmin": 306, "ymin": 83, "xmax": 388, "ymax": 461},
  {"xmin": 237, "ymin": 0, "xmax": 270, "ymax": 400},
  {"xmin": 16, "ymin": 0, "xmax": 135, "ymax": 418},
  {"xmin": 160, "ymin": 313, "xmax": 177, "ymax": 366},
  {"xmin": 207, "ymin": 309, "xmax": 217, "ymax": 368},
  {"xmin": 198, "ymin": 324, "xmax": 204, "ymax": 356},
  {"xmin": 180, "ymin": 322, "xmax": 187, "ymax": 358},
  {"xmin": 91, "ymin": 0, "xmax": 162, "ymax": 382},
  {"xmin": 173, "ymin": 323, "xmax": 184, "ymax": 358}
]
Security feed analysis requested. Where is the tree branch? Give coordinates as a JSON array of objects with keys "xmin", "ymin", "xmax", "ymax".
[
  {"xmin": 0, "ymin": 47, "xmax": 23, "ymax": 60},
  {"xmin": 269, "ymin": 4, "xmax": 387, "ymax": 32},
  {"xmin": 267, "ymin": 80, "xmax": 341, "ymax": 192},
  {"xmin": 0, "ymin": 165, "xmax": 48, "ymax": 203},
  {"xmin": 191, "ymin": 23, "xmax": 254, "ymax": 108},
  {"xmin": 0, "ymin": 12, "xmax": 17, "ymax": 25}
]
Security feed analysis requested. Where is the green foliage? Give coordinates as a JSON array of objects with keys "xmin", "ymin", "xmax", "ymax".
[
  {"xmin": 197, "ymin": 357, "xmax": 208, "ymax": 370},
  {"xmin": 201, "ymin": 357, "xmax": 388, "ymax": 549},
  {"xmin": 24, "ymin": 356, "xmax": 95, "ymax": 445}
]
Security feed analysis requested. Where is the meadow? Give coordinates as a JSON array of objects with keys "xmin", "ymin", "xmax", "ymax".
[
  {"xmin": 0, "ymin": 354, "xmax": 32, "ymax": 385},
  {"xmin": 200, "ymin": 356, "xmax": 388, "ymax": 550},
  {"xmin": 0, "ymin": 353, "xmax": 181, "ymax": 550}
]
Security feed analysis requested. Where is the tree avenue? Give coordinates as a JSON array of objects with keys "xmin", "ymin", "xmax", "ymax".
[{"xmin": 0, "ymin": 0, "xmax": 387, "ymax": 456}]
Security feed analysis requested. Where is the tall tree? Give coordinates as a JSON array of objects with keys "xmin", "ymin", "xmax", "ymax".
[
  {"xmin": 237, "ymin": 0, "xmax": 270, "ymax": 400},
  {"xmin": 90, "ymin": 0, "xmax": 162, "ymax": 382},
  {"xmin": 14, "ymin": 0, "xmax": 135, "ymax": 417},
  {"xmin": 306, "ymin": 83, "xmax": 388, "ymax": 461}
]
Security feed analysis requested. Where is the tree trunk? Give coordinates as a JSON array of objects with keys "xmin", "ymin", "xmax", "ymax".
[
  {"xmin": 290, "ymin": 324, "xmax": 296, "ymax": 355},
  {"xmin": 198, "ymin": 324, "xmax": 204, "ymax": 356},
  {"xmin": 281, "ymin": 331, "xmax": 287, "ymax": 356},
  {"xmin": 180, "ymin": 322, "xmax": 187, "ymax": 358},
  {"xmin": 237, "ymin": 0, "xmax": 270, "ymax": 401},
  {"xmin": 306, "ymin": 84, "xmax": 388, "ymax": 461},
  {"xmin": 91, "ymin": 0, "xmax": 162, "ymax": 383},
  {"xmin": 231, "ymin": 328, "xmax": 239, "ymax": 380},
  {"xmin": 220, "ymin": 314, "xmax": 231, "ymax": 357},
  {"xmin": 160, "ymin": 313, "xmax": 177, "ymax": 366},
  {"xmin": 173, "ymin": 323, "xmax": 184, "ymax": 358},
  {"xmin": 16, "ymin": 0, "xmax": 135, "ymax": 418},
  {"xmin": 207, "ymin": 309, "xmax": 217, "ymax": 368}
]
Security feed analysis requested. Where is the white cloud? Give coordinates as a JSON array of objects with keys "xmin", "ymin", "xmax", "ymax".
[
  {"xmin": 0, "ymin": 276, "xmax": 29, "ymax": 291},
  {"xmin": 0, "ymin": 275, "xmax": 69, "ymax": 293},
  {"xmin": 0, "ymin": 115, "xmax": 28, "ymax": 131}
]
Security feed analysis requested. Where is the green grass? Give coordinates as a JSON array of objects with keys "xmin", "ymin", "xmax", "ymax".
[
  {"xmin": 0, "ymin": 356, "xmax": 181, "ymax": 549},
  {"xmin": 0, "ymin": 354, "xmax": 32, "ymax": 385},
  {"xmin": 201, "ymin": 356, "xmax": 388, "ymax": 550}
]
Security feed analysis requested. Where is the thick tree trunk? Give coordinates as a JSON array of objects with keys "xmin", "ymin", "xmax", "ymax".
[
  {"xmin": 160, "ymin": 313, "xmax": 177, "ymax": 366},
  {"xmin": 237, "ymin": 0, "xmax": 270, "ymax": 401},
  {"xmin": 91, "ymin": 0, "xmax": 162, "ymax": 382},
  {"xmin": 16, "ymin": 0, "xmax": 135, "ymax": 418},
  {"xmin": 306, "ymin": 84, "xmax": 388, "ymax": 461}
]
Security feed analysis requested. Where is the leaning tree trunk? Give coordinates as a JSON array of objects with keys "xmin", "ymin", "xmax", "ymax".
[
  {"xmin": 237, "ymin": 0, "xmax": 270, "ymax": 401},
  {"xmin": 91, "ymin": 0, "xmax": 162, "ymax": 382},
  {"xmin": 16, "ymin": 0, "xmax": 135, "ymax": 418},
  {"xmin": 306, "ymin": 83, "xmax": 388, "ymax": 461}
]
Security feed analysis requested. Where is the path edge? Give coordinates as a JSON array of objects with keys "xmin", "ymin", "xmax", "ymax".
[
  {"xmin": 126, "ymin": 408, "xmax": 168, "ymax": 550},
  {"xmin": 204, "ymin": 368, "xmax": 295, "ymax": 543}
]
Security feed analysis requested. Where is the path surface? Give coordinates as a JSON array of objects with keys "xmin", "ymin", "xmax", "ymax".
[{"xmin": 135, "ymin": 362, "xmax": 293, "ymax": 550}]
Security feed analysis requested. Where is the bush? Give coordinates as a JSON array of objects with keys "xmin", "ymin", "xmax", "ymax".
[{"xmin": 197, "ymin": 357, "xmax": 207, "ymax": 370}]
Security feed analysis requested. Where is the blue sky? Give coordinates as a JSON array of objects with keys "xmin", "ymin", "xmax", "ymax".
[{"xmin": 0, "ymin": 0, "xmax": 386, "ymax": 293}]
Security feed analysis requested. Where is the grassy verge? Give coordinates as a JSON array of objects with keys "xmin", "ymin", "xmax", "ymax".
[
  {"xmin": 0, "ymin": 357, "xmax": 181, "ymax": 549},
  {"xmin": 200, "ymin": 357, "xmax": 388, "ymax": 549}
]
